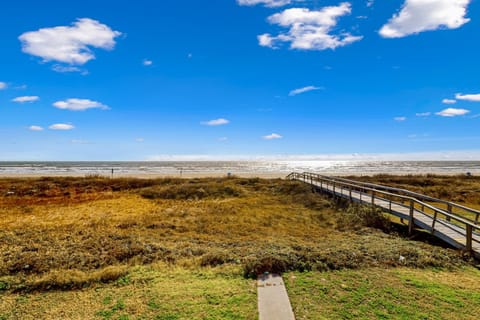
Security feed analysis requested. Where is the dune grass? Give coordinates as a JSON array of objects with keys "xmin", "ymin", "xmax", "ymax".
[{"xmin": 0, "ymin": 175, "xmax": 478, "ymax": 319}]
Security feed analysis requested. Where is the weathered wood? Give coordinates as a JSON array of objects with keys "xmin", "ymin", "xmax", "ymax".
[{"xmin": 289, "ymin": 172, "xmax": 480, "ymax": 258}]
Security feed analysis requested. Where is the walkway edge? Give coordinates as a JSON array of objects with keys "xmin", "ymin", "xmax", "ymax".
[{"xmin": 257, "ymin": 274, "xmax": 295, "ymax": 320}]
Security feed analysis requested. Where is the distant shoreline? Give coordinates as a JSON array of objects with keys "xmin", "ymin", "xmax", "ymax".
[{"xmin": 0, "ymin": 171, "xmax": 477, "ymax": 179}]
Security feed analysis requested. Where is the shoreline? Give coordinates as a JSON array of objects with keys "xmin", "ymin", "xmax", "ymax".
[{"xmin": 0, "ymin": 170, "xmax": 477, "ymax": 179}]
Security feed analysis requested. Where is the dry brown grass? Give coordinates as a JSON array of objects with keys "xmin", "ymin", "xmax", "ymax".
[
  {"xmin": 0, "ymin": 177, "xmax": 471, "ymax": 292},
  {"xmin": 350, "ymin": 174, "xmax": 480, "ymax": 205}
]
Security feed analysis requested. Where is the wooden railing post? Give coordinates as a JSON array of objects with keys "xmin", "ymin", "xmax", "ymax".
[
  {"xmin": 349, "ymin": 186, "xmax": 352, "ymax": 201},
  {"xmin": 466, "ymin": 225, "xmax": 473, "ymax": 253},
  {"xmin": 371, "ymin": 191, "xmax": 375, "ymax": 206},
  {"xmin": 408, "ymin": 199, "xmax": 415, "ymax": 235},
  {"xmin": 446, "ymin": 203, "xmax": 452, "ymax": 221},
  {"xmin": 431, "ymin": 210, "xmax": 438, "ymax": 231}
]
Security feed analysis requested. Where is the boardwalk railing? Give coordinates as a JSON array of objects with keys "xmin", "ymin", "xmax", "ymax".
[{"xmin": 287, "ymin": 172, "xmax": 480, "ymax": 256}]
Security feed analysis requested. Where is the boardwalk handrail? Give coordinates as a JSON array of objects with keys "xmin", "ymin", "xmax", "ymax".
[
  {"xmin": 287, "ymin": 172, "xmax": 480, "ymax": 253},
  {"xmin": 287, "ymin": 172, "xmax": 480, "ymax": 224},
  {"xmin": 314, "ymin": 174, "xmax": 480, "ymax": 223}
]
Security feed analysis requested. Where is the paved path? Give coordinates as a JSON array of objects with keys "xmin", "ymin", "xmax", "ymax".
[{"xmin": 257, "ymin": 274, "xmax": 295, "ymax": 320}]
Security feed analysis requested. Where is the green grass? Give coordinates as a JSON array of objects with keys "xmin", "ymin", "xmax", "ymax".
[
  {"xmin": 285, "ymin": 266, "xmax": 480, "ymax": 319},
  {"xmin": 0, "ymin": 263, "xmax": 257, "ymax": 320}
]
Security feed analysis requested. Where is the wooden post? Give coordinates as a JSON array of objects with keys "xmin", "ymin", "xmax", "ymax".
[
  {"xmin": 466, "ymin": 225, "xmax": 473, "ymax": 253},
  {"xmin": 408, "ymin": 199, "xmax": 415, "ymax": 235},
  {"xmin": 371, "ymin": 191, "xmax": 375, "ymax": 206},
  {"xmin": 431, "ymin": 211, "xmax": 437, "ymax": 231},
  {"xmin": 446, "ymin": 203, "xmax": 452, "ymax": 221},
  {"xmin": 349, "ymin": 186, "xmax": 352, "ymax": 201}
]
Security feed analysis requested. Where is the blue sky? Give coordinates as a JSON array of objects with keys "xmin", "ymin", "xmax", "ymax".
[{"xmin": 1, "ymin": 0, "xmax": 480, "ymax": 161}]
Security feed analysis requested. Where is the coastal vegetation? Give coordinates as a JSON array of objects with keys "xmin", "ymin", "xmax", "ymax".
[{"xmin": 0, "ymin": 175, "xmax": 478, "ymax": 319}]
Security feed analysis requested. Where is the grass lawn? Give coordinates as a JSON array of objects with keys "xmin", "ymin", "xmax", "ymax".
[
  {"xmin": 286, "ymin": 266, "xmax": 480, "ymax": 320},
  {"xmin": 0, "ymin": 175, "xmax": 478, "ymax": 319}
]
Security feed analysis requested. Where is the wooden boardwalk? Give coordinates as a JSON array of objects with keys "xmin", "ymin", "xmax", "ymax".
[{"xmin": 287, "ymin": 172, "xmax": 480, "ymax": 258}]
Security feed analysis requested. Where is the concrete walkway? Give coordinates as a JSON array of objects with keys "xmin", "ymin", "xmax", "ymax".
[{"xmin": 257, "ymin": 274, "xmax": 295, "ymax": 320}]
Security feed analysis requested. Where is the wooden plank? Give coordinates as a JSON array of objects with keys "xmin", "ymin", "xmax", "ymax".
[{"xmin": 294, "ymin": 176, "xmax": 480, "ymax": 257}]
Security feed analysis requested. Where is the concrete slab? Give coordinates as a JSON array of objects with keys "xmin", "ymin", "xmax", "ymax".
[{"xmin": 257, "ymin": 273, "xmax": 295, "ymax": 320}]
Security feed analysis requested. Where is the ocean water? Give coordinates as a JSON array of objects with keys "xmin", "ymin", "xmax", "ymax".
[{"xmin": 0, "ymin": 161, "xmax": 479, "ymax": 176}]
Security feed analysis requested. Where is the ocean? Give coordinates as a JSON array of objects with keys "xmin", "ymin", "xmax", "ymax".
[{"xmin": 0, "ymin": 161, "xmax": 479, "ymax": 177}]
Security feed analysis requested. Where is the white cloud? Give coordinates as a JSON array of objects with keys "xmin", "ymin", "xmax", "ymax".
[
  {"xmin": 237, "ymin": 0, "xmax": 291, "ymax": 7},
  {"xmin": 289, "ymin": 85, "xmax": 322, "ymax": 96},
  {"xmin": 53, "ymin": 98, "xmax": 109, "ymax": 111},
  {"xmin": 436, "ymin": 108, "xmax": 470, "ymax": 117},
  {"xmin": 263, "ymin": 133, "xmax": 283, "ymax": 140},
  {"xmin": 49, "ymin": 123, "xmax": 75, "ymax": 130},
  {"xmin": 416, "ymin": 112, "xmax": 431, "ymax": 117},
  {"xmin": 12, "ymin": 96, "xmax": 40, "ymax": 103},
  {"xmin": 19, "ymin": 18, "xmax": 121, "ymax": 65},
  {"xmin": 143, "ymin": 59, "xmax": 153, "ymax": 66},
  {"xmin": 379, "ymin": 0, "xmax": 471, "ymax": 38},
  {"xmin": 0, "ymin": 82, "xmax": 6, "ymax": 90},
  {"xmin": 52, "ymin": 64, "xmax": 88, "ymax": 75},
  {"xmin": 28, "ymin": 125, "xmax": 44, "ymax": 131},
  {"xmin": 442, "ymin": 99, "xmax": 457, "ymax": 104},
  {"xmin": 367, "ymin": 0, "xmax": 375, "ymax": 7},
  {"xmin": 394, "ymin": 116, "xmax": 407, "ymax": 121},
  {"xmin": 258, "ymin": 3, "xmax": 363, "ymax": 50},
  {"xmin": 201, "ymin": 118, "xmax": 230, "ymax": 126},
  {"xmin": 455, "ymin": 93, "xmax": 480, "ymax": 102}
]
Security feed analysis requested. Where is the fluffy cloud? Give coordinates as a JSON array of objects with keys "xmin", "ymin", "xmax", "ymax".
[
  {"xmin": 379, "ymin": 0, "xmax": 471, "ymax": 38},
  {"xmin": 49, "ymin": 123, "xmax": 75, "ymax": 130},
  {"xmin": 289, "ymin": 85, "xmax": 322, "ymax": 96},
  {"xmin": 19, "ymin": 18, "xmax": 121, "ymax": 65},
  {"xmin": 436, "ymin": 108, "xmax": 470, "ymax": 117},
  {"xmin": 394, "ymin": 116, "xmax": 407, "ymax": 121},
  {"xmin": 258, "ymin": 3, "xmax": 362, "ymax": 50},
  {"xmin": 442, "ymin": 99, "xmax": 457, "ymax": 104},
  {"xmin": 0, "ymin": 82, "xmax": 6, "ymax": 90},
  {"xmin": 12, "ymin": 96, "xmax": 39, "ymax": 103},
  {"xmin": 53, "ymin": 98, "xmax": 109, "ymax": 111},
  {"xmin": 28, "ymin": 125, "xmax": 44, "ymax": 131},
  {"xmin": 201, "ymin": 118, "xmax": 230, "ymax": 126},
  {"xmin": 455, "ymin": 93, "xmax": 480, "ymax": 102},
  {"xmin": 237, "ymin": 0, "xmax": 291, "ymax": 7},
  {"xmin": 143, "ymin": 59, "xmax": 153, "ymax": 66},
  {"xmin": 263, "ymin": 133, "xmax": 283, "ymax": 140}
]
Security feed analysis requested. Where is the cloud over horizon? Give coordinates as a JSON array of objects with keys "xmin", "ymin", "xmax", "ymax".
[
  {"xmin": 237, "ymin": 0, "xmax": 291, "ymax": 7},
  {"xmin": 455, "ymin": 93, "xmax": 480, "ymax": 102},
  {"xmin": 12, "ymin": 95, "xmax": 39, "ymax": 103},
  {"xmin": 53, "ymin": 98, "xmax": 109, "ymax": 111},
  {"xmin": 380, "ymin": 0, "xmax": 471, "ymax": 38},
  {"xmin": 49, "ymin": 123, "xmax": 75, "ymax": 130},
  {"xmin": 289, "ymin": 85, "xmax": 322, "ymax": 96},
  {"xmin": 442, "ymin": 99, "xmax": 457, "ymax": 104},
  {"xmin": 28, "ymin": 125, "xmax": 44, "ymax": 131},
  {"xmin": 201, "ymin": 118, "xmax": 230, "ymax": 126},
  {"xmin": 436, "ymin": 108, "xmax": 470, "ymax": 117},
  {"xmin": 258, "ymin": 3, "xmax": 363, "ymax": 50},
  {"xmin": 19, "ymin": 18, "xmax": 121, "ymax": 66},
  {"xmin": 263, "ymin": 133, "xmax": 283, "ymax": 140}
]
